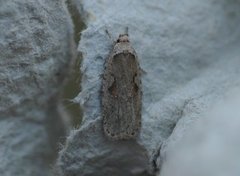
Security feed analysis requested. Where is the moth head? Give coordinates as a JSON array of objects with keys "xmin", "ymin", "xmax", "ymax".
[{"xmin": 117, "ymin": 34, "xmax": 129, "ymax": 43}]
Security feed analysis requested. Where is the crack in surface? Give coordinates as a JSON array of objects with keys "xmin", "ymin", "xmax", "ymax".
[
  {"xmin": 151, "ymin": 143, "xmax": 162, "ymax": 175},
  {"xmin": 61, "ymin": 0, "xmax": 86, "ymax": 127},
  {"xmin": 155, "ymin": 95, "xmax": 205, "ymax": 175}
]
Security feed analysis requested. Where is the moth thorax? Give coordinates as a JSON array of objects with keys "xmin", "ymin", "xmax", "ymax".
[{"xmin": 117, "ymin": 34, "xmax": 129, "ymax": 43}]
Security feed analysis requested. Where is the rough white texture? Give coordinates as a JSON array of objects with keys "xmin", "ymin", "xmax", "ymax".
[
  {"xmin": 160, "ymin": 89, "xmax": 240, "ymax": 176},
  {"xmin": 0, "ymin": 1, "xmax": 74, "ymax": 176},
  {"xmin": 57, "ymin": 0, "xmax": 240, "ymax": 175},
  {"xmin": 158, "ymin": 53, "xmax": 240, "ymax": 176}
]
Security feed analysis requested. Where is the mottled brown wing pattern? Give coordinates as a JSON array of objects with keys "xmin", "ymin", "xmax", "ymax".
[{"xmin": 102, "ymin": 34, "xmax": 142, "ymax": 140}]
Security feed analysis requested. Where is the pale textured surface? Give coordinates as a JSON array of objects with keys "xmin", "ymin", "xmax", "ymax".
[
  {"xmin": 56, "ymin": 0, "xmax": 240, "ymax": 175},
  {"xmin": 158, "ymin": 53, "xmax": 240, "ymax": 176},
  {"xmin": 0, "ymin": 0, "xmax": 74, "ymax": 176},
  {"xmin": 160, "ymin": 88, "xmax": 240, "ymax": 176}
]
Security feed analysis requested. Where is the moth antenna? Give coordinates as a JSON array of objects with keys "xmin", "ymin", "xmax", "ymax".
[
  {"xmin": 105, "ymin": 29, "xmax": 114, "ymax": 43},
  {"xmin": 124, "ymin": 27, "xmax": 129, "ymax": 35}
]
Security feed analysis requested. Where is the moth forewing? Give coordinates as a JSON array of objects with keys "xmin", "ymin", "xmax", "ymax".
[{"xmin": 102, "ymin": 32, "xmax": 142, "ymax": 140}]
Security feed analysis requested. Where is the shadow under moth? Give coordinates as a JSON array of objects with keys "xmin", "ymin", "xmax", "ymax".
[{"xmin": 102, "ymin": 28, "xmax": 142, "ymax": 140}]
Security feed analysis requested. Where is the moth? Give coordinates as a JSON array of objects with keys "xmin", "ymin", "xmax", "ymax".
[{"xmin": 102, "ymin": 28, "xmax": 142, "ymax": 140}]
